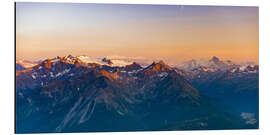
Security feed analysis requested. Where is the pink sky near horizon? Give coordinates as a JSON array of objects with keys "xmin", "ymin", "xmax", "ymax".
[{"xmin": 16, "ymin": 3, "xmax": 259, "ymax": 64}]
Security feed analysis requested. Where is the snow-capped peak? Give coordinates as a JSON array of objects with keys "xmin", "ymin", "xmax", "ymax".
[
  {"xmin": 179, "ymin": 56, "xmax": 238, "ymax": 71},
  {"xmin": 229, "ymin": 65, "xmax": 258, "ymax": 73},
  {"xmin": 76, "ymin": 56, "xmax": 108, "ymax": 65},
  {"xmin": 63, "ymin": 55, "xmax": 77, "ymax": 61},
  {"xmin": 76, "ymin": 55, "xmax": 133, "ymax": 67}
]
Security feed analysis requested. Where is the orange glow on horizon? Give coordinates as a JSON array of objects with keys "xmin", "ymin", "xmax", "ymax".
[{"xmin": 16, "ymin": 3, "xmax": 258, "ymax": 64}]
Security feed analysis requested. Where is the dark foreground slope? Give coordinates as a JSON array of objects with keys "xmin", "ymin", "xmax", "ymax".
[{"xmin": 178, "ymin": 64, "xmax": 259, "ymax": 127}]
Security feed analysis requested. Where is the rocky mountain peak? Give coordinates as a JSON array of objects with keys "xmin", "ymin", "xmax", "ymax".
[
  {"xmin": 124, "ymin": 62, "xmax": 142, "ymax": 71},
  {"xmin": 210, "ymin": 56, "xmax": 220, "ymax": 63},
  {"xmin": 99, "ymin": 70, "xmax": 118, "ymax": 80},
  {"xmin": 150, "ymin": 60, "xmax": 171, "ymax": 71},
  {"xmin": 102, "ymin": 57, "xmax": 113, "ymax": 65},
  {"xmin": 139, "ymin": 61, "xmax": 172, "ymax": 77}
]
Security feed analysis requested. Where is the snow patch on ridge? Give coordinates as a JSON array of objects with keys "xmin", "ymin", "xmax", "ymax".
[
  {"xmin": 31, "ymin": 72, "xmax": 38, "ymax": 79},
  {"xmin": 55, "ymin": 69, "xmax": 71, "ymax": 77}
]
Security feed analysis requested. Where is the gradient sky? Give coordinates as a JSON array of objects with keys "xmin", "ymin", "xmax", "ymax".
[{"xmin": 16, "ymin": 2, "xmax": 259, "ymax": 64}]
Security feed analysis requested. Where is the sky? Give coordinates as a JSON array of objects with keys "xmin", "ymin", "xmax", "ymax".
[{"xmin": 16, "ymin": 2, "xmax": 259, "ymax": 64}]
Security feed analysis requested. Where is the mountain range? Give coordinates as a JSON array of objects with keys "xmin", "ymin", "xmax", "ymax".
[{"xmin": 15, "ymin": 55, "xmax": 259, "ymax": 133}]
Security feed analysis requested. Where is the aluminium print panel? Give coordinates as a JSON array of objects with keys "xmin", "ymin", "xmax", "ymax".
[{"xmin": 15, "ymin": 2, "xmax": 259, "ymax": 133}]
